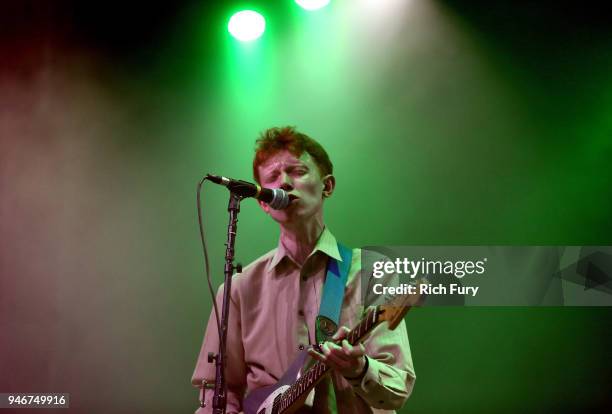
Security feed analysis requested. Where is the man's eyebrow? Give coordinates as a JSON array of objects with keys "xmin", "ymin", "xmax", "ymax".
[
  {"xmin": 262, "ymin": 164, "xmax": 280, "ymax": 174},
  {"xmin": 262, "ymin": 161, "xmax": 306, "ymax": 173},
  {"xmin": 260, "ymin": 166, "xmax": 280, "ymax": 181}
]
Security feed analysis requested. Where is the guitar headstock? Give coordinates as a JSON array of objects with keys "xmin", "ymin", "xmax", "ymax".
[{"xmin": 378, "ymin": 278, "xmax": 427, "ymax": 330}]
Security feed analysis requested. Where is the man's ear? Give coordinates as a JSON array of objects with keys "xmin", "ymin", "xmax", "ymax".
[
  {"xmin": 322, "ymin": 174, "xmax": 336, "ymax": 198},
  {"xmin": 258, "ymin": 199, "xmax": 270, "ymax": 214}
]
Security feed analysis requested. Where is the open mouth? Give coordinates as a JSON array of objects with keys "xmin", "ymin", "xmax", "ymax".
[{"xmin": 288, "ymin": 194, "xmax": 299, "ymax": 203}]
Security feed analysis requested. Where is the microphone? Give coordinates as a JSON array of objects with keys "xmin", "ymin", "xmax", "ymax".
[{"xmin": 205, "ymin": 174, "xmax": 293, "ymax": 210}]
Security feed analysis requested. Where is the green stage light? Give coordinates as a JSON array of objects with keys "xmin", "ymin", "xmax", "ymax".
[
  {"xmin": 295, "ymin": 0, "xmax": 331, "ymax": 11},
  {"xmin": 228, "ymin": 10, "xmax": 266, "ymax": 41}
]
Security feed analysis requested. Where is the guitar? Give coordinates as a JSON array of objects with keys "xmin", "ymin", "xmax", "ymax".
[{"xmin": 242, "ymin": 284, "xmax": 425, "ymax": 414}]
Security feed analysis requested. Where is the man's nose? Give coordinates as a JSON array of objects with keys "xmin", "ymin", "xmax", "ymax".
[{"xmin": 279, "ymin": 173, "xmax": 294, "ymax": 191}]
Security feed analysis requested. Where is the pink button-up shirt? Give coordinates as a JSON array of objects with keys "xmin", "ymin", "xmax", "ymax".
[{"xmin": 192, "ymin": 228, "xmax": 415, "ymax": 413}]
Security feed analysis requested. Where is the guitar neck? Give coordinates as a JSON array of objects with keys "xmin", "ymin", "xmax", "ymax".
[{"xmin": 277, "ymin": 306, "xmax": 381, "ymax": 413}]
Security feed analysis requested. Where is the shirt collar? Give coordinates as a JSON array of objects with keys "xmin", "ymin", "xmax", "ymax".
[{"xmin": 266, "ymin": 227, "xmax": 343, "ymax": 272}]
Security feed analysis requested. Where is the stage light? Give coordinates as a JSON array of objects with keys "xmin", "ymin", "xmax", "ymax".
[
  {"xmin": 295, "ymin": 0, "xmax": 331, "ymax": 11},
  {"xmin": 228, "ymin": 10, "xmax": 266, "ymax": 41}
]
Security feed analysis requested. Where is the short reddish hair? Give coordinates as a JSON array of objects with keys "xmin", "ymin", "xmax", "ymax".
[{"xmin": 253, "ymin": 126, "xmax": 333, "ymax": 183}]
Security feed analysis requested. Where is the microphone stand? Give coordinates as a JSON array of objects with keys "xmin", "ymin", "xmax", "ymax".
[{"xmin": 211, "ymin": 192, "xmax": 243, "ymax": 414}]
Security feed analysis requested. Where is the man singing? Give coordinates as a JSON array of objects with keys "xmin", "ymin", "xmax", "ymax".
[{"xmin": 192, "ymin": 126, "xmax": 415, "ymax": 413}]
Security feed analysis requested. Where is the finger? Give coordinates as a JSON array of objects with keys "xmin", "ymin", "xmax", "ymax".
[
  {"xmin": 341, "ymin": 339, "xmax": 353, "ymax": 355},
  {"xmin": 321, "ymin": 342, "xmax": 341, "ymax": 358},
  {"xmin": 322, "ymin": 342, "xmax": 351, "ymax": 364},
  {"xmin": 307, "ymin": 348, "xmax": 326, "ymax": 363},
  {"xmin": 330, "ymin": 342, "xmax": 364, "ymax": 370},
  {"xmin": 324, "ymin": 349, "xmax": 352, "ymax": 370},
  {"xmin": 317, "ymin": 344, "xmax": 352, "ymax": 370},
  {"xmin": 342, "ymin": 340, "xmax": 365, "ymax": 357},
  {"xmin": 332, "ymin": 326, "xmax": 351, "ymax": 341},
  {"xmin": 323, "ymin": 342, "xmax": 347, "ymax": 357}
]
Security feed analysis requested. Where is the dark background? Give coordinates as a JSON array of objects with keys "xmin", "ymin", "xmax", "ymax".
[{"xmin": 1, "ymin": 1, "xmax": 611, "ymax": 413}]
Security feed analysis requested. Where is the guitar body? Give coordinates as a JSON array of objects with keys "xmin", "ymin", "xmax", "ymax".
[
  {"xmin": 242, "ymin": 282, "xmax": 425, "ymax": 414},
  {"xmin": 243, "ymin": 350, "xmax": 310, "ymax": 414}
]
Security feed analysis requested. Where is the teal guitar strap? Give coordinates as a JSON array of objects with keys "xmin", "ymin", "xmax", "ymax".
[{"xmin": 315, "ymin": 243, "xmax": 352, "ymax": 345}]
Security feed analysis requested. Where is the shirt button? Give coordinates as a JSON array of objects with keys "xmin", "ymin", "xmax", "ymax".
[
  {"xmin": 301, "ymin": 276, "xmax": 307, "ymax": 281},
  {"xmin": 298, "ymin": 310, "xmax": 304, "ymax": 316},
  {"xmin": 298, "ymin": 344, "xmax": 305, "ymax": 350}
]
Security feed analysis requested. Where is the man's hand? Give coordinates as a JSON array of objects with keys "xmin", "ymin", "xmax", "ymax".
[{"xmin": 307, "ymin": 326, "xmax": 367, "ymax": 379}]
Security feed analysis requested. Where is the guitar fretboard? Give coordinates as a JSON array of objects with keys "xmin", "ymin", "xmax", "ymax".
[{"xmin": 275, "ymin": 306, "xmax": 380, "ymax": 413}]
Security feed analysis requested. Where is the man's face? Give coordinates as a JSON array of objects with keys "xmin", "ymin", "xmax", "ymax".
[{"xmin": 257, "ymin": 150, "xmax": 331, "ymax": 225}]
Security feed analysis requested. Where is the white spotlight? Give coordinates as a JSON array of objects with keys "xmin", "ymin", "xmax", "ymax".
[
  {"xmin": 228, "ymin": 10, "xmax": 266, "ymax": 42},
  {"xmin": 295, "ymin": 0, "xmax": 331, "ymax": 11}
]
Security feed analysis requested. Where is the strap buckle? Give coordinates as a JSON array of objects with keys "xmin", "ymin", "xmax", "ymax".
[{"xmin": 315, "ymin": 315, "xmax": 338, "ymax": 345}]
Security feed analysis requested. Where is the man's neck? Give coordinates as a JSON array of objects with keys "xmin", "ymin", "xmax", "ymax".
[{"xmin": 279, "ymin": 217, "xmax": 325, "ymax": 266}]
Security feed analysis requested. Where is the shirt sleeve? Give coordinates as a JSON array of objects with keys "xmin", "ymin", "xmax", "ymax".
[
  {"xmin": 191, "ymin": 283, "xmax": 247, "ymax": 414},
  {"xmin": 344, "ymin": 250, "xmax": 416, "ymax": 409},
  {"xmin": 346, "ymin": 317, "xmax": 416, "ymax": 410}
]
